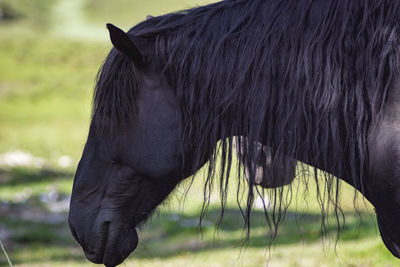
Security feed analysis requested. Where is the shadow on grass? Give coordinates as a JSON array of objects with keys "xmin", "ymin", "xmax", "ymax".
[
  {"xmin": 0, "ymin": 206, "xmax": 380, "ymax": 265},
  {"xmin": 0, "ymin": 204, "xmax": 380, "ymax": 265},
  {"xmin": 0, "ymin": 166, "xmax": 380, "ymax": 264},
  {"xmin": 0, "ymin": 216, "xmax": 88, "ymax": 265},
  {"xmin": 0, "ymin": 166, "xmax": 73, "ymax": 187},
  {"xmin": 0, "ymin": 167, "xmax": 84, "ymax": 265},
  {"xmin": 132, "ymin": 208, "xmax": 379, "ymax": 259}
]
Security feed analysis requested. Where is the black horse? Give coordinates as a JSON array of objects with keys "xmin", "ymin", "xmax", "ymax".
[{"xmin": 69, "ymin": 0, "xmax": 400, "ymax": 266}]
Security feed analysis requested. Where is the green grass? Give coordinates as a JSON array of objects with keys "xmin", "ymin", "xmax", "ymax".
[
  {"xmin": 0, "ymin": 0, "xmax": 398, "ymax": 266},
  {"xmin": 0, "ymin": 164, "xmax": 397, "ymax": 266},
  {"xmin": 84, "ymin": 0, "xmax": 215, "ymax": 28},
  {"xmin": 0, "ymin": 0, "xmax": 55, "ymax": 26},
  {"xmin": 0, "ymin": 239, "xmax": 13, "ymax": 267},
  {"xmin": 0, "ymin": 167, "xmax": 73, "ymax": 200},
  {"xmin": 0, "ymin": 33, "xmax": 108, "ymax": 159}
]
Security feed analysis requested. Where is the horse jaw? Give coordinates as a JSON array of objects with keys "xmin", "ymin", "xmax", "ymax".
[{"xmin": 377, "ymin": 214, "xmax": 400, "ymax": 258}]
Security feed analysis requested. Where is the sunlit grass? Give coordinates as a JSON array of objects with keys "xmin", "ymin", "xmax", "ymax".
[
  {"xmin": 84, "ymin": 0, "xmax": 216, "ymax": 28},
  {"xmin": 0, "ymin": 35, "xmax": 107, "ymax": 158}
]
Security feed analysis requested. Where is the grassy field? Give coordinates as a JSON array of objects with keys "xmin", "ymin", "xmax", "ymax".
[{"xmin": 0, "ymin": 0, "xmax": 399, "ymax": 266}]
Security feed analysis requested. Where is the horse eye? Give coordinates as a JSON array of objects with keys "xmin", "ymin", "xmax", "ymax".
[
  {"xmin": 110, "ymin": 157, "xmax": 121, "ymax": 165},
  {"xmin": 110, "ymin": 153, "xmax": 124, "ymax": 165}
]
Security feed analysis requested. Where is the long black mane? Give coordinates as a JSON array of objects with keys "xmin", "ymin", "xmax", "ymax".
[{"xmin": 94, "ymin": 0, "xmax": 400, "ymax": 243}]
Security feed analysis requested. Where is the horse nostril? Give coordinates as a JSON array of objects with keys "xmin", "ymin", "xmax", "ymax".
[{"xmin": 96, "ymin": 221, "xmax": 111, "ymax": 260}]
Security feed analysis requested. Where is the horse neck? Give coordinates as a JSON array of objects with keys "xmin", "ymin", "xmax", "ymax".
[{"xmin": 225, "ymin": 115, "xmax": 361, "ymax": 190}]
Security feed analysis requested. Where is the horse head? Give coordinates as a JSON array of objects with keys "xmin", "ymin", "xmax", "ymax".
[{"xmin": 68, "ymin": 24, "xmax": 187, "ymax": 266}]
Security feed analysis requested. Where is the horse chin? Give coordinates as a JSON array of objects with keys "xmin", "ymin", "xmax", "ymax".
[
  {"xmin": 377, "ymin": 214, "xmax": 400, "ymax": 259},
  {"xmin": 84, "ymin": 225, "xmax": 139, "ymax": 267}
]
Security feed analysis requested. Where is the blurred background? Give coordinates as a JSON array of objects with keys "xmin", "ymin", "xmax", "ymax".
[{"xmin": 0, "ymin": 0, "xmax": 398, "ymax": 266}]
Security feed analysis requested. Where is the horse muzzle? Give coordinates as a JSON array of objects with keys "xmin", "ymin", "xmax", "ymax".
[{"xmin": 69, "ymin": 218, "xmax": 138, "ymax": 267}]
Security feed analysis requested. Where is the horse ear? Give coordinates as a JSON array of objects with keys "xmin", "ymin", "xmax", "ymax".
[
  {"xmin": 146, "ymin": 15, "xmax": 153, "ymax": 20},
  {"xmin": 106, "ymin": 23, "xmax": 143, "ymax": 64}
]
